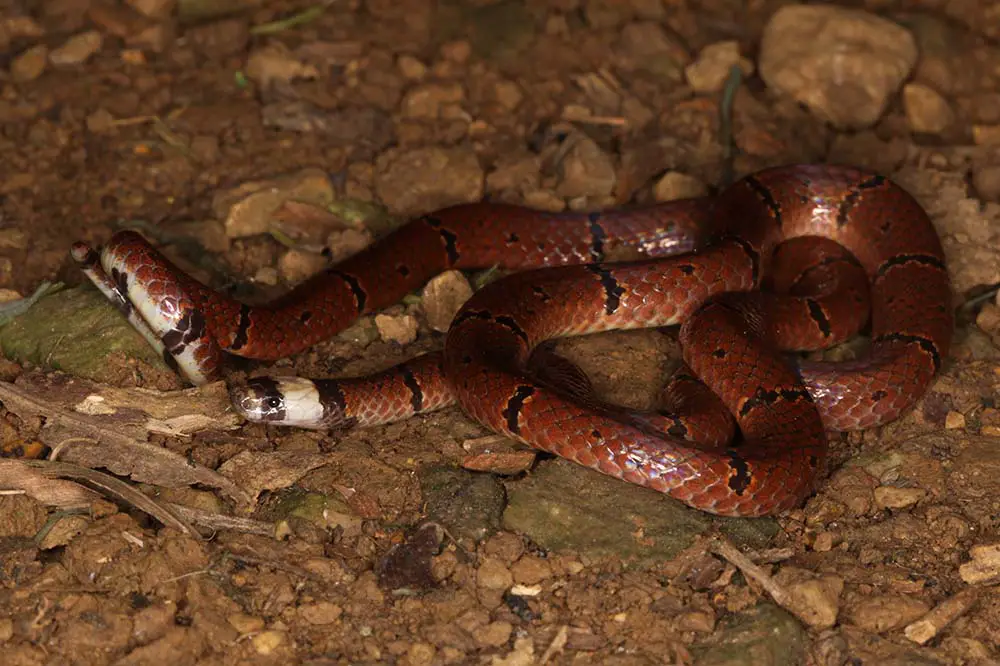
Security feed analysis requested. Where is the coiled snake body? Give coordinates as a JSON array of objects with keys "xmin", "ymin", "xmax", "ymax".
[{"xmin": 72, "ymin": 165, "xmax": 953, "ymax": 517}]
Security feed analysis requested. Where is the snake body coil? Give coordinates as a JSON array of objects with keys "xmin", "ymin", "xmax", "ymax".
[{"xmin": 72, "ymin": 165, "xmax": 953, "ymax": 517}]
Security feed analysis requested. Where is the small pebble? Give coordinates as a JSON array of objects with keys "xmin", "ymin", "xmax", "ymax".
[
  {"xmin": 775, "ymin": 568, "xmax": 844, "ymax": 629},
  {"xmin": 653, "ymin": 171, "xmax": 709, "ymax": 202},
  {"xmin": 50, "ymin": 31, "xmax": 103, "ymax": 66},
  {"xmin": 958, "ymin": 543, "xmax": 1000, "ymax": 585},
  {"xmin": 397, "ymin": 54, "xmax": 428, "ymax": 79},
  {"xmin": 972, "ymin": 165, "xmax": 1000, "ymax": 201},
  {"xmin": 874, "ymin": 486, "xmax": 926, "ymax": 510},
  {"xmin": 375, "ymin": 314, "xmax": 418, "ymax": 345},
  {"xmin": 298, "ymin": 601, "xmax": 343, "ymax": 625},
  {"xmin": 848, "ymin": 594, "xmax": 930, "ymax": 633},
  {"xmin": 972, "ymin": 125, "xmax": 1000, "ymax": 145},
  {"xmin": 440, "ymin": 40, "xmax": 471, "ymax": 64},
  {"xmin": 674, "ymin": 610, "xmax": 715, "ymax": 632},
  {"xmin": 11, "ymin": 44, "xmax": 48, "ymax": 82},
  {"xmin": 492, "ymin": 80, "xmax": 524, "ymax": 110},
  {"xmin": 401, "ymin": 642, "xmax": 436, "ymax": 666},
  {"xmin": 251, "ymin": 629, "xmax": 286, "ymax": 655},
  {"xmin": 812, "ymin": 531, "xmax": 836, "ymax": 552},
  {"xmin": 227, "ymin": 613, "xmax": 265, "ymax": 634},
  {"xmin": 476, "ymin": 557, "xmax": 513, "ymax": 591},
  {"xmin": 685, "ymin": 40, "xmax": 754, "ymax": 93},
  {"xmin": 421, "ymin": 271, "xmax": 473, "ymax": 332},
  {"xmin": 944, "ymin": 411, "xmax": 966, "ymax": 429},
  {"xmin": 474, "ymin": 621, "xmax": 513, "ymax": 647},
  {"xmin": 510, "ymin": 555, "xmax": 552, "ymax": 585},
  {"xmin": 278, "ymin": 249, "xmax": 328, "ymax": 284},
  {"xmin": 482, "ymin": 532, "xmax": 525, "ymax": 564},
  {"xmin": 903, "ymin": 83, "xmax": 954, "ymax": 134}
]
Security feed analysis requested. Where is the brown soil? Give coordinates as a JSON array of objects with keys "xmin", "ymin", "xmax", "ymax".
[{"xmin": 2, "ymin": 1, "xmax": 1000, "ymax": 665}]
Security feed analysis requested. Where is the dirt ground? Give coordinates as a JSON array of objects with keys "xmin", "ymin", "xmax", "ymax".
[{"xmin": 2, "ymin": 0, "xmax": 1000, "ymax": 664}]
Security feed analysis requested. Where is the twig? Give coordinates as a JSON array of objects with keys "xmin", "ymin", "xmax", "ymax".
[{"xmin": 718, "ymin": 64, "xmax": 744, "ymax": 188}]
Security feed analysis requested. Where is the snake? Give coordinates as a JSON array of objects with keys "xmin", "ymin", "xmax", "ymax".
[{"xmin": 70, "ymin": 164, "xmax": 953, "ymax": 517}]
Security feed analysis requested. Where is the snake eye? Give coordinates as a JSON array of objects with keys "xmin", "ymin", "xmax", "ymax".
[{"xmin": 266, "ymin": 396, "xmax": 282, "ymax": 410}]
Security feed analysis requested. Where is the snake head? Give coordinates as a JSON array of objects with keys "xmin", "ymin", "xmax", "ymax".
[{"xmin": 229, "ymin": 376, "xmax": 356, "ymax": 430}]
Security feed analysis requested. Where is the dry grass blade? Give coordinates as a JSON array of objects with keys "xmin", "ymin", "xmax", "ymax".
[{"xmin": 164, "ymin": 501, "xmax": 275, "ymax": 537}]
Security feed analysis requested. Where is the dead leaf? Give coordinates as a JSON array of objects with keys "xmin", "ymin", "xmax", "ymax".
[
  {"xmin": 218, "ymin": 451, "xmax": 329, "ymax": 503},
  {"xmin": 0, "ymin": 459, "xmax": 98, "ymax": 509}
]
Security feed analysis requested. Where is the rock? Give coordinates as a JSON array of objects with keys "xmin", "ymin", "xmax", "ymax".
[
  {"xmin": 11, "ymin": 44, "xmax": 48, "ymax": 82},
  {"xmin": 129, "ymin": 21, "xmax": 175, "ymax": 52},
  {"xmin": 481, "ymin": 531, "xmax": 524, "ymax": 564},
  {"xmin": 759, "ymin": 5, "xmax": 917, "ymax": 129},
  {"xmin": 88, "ymin": 1, "xmax": 147, "ymax": 39},
  {"xmin": 50, "ymin": 31, "xmax": 104, "ymax": 67},
  {"xmin": 418, "ymin": 465, "xmax": 505, "ymax": 543},
  {"xmin": 617, "ymin": 21, "xmax": 689, "ymax": 80},
  {"xmin": 127, "ymin": 0, "xmax": 175, "ymax": 20},
  {"xmin": 376, "ymin": 523, "xmax": 445, "ymax": 591},
  {"xmin": 958, "ymin": 542, "xmax": 1000, "ymax": 585},
  {"xmin": 821, "ymin": 466, "xmax": 878, "ymax": 517},
  {"xmin": 653, "ymin": 171, "xmax": 709, "ymax": 202},
  {"xmin": 845, "ymin": 594, "xmax": 931, "ymax": 633},
  {"xmin": 944, "ymin": 410, "xmax": 966, "ymax": 429},
  {"xmin": 0, "ymin": 287, "xmax": 178, "ymax": 389},
  {"xmin": 476, "ymin": 558, "xmax": 513, "ymax": 591},
  {"xmin": 685, "ymin": 41, "xmax": 754, "ymax": 93},
  {"xmin": 375, "ymin": 146, "xmax": 484, "ymax": 216},
  {"xmin": 401, "ymin": 643, "xmax": 436, "ymax": 666},
  {"xmin": 473, "ymin": 621, "xmax": 512, "ymax": 648},
  {"xmin": 811, "ymin": 531, "xmax": 836, "ymax": 552},
  {"xmin": 522, "ymin": 189, "xmax": 566, "ymax": 212},
  {"xmin": 973, "ymin": 125, "xmax": 1000, "ymax": 145},
  {"xmin": 401, "ymin": 82, "xmax": 465, "ymax": 119},
  {"xmin": 397, "ymin": 54, "xmax": 427, "ymax": 79},
  {"xmin": 251, "ymin": 629, "xmax": 286, "ymax": 655},
  {"xmin": 374, "ymin": 313, "xmax": 418, "ymax": 345},
  {"xmin": 510, "ymin": 556, "xmax": 551, "ymax": 584},
  {"xmin": 675, "ymin": 609, "xmax": 716, "ymax": 633},
  {"xmin": 277, "ymin": 249, "xmax": 328, "ymax": 285},
  {"xmin": 692, "ymin": 603, "xmax": 806, "ymax": 666},
  {"xmin": 262, "ymin": 103, "xmax": 394, "ymax": 157},
  {"xmin": 903, "ymin": 83, "xmax": 954, "ymax": 134},
  {"xmin": 491, "ymin": 79, "xmax": 523, "ymax": 110},
  {"xmin": 297, "ymin": 601, "xmax": 343, "ymax": 625},
  {"xmin": 421, "ymin": 271, "xmax": 474, "ymax": 332},
  {"xmin": 873, "ymin": 486, "xmax": 926, "ymax": 510},
  {"xmin": 213, "ymin": 168, "xmax": 335, "ymax": 239},
  {"xmin": 555, "ymin": 134, "xmax": 616, "ymax": 200},
  {"xmin": 774, "ymin": 566, "xmax": 844, "ymax": 629},
  {"xmin": 440, "ymin": 39, "xmax": 471, "ymax": 64},
  {"xmin": 461, "ymin": 1, "xmax": 536, "ymax": 62},
  {"xmin": 809, "ymin": 629, "xmax": 849, "ymax": 666},
  {"xmin": 502, "ymin": 458, "xmax": 775, "ymax": 565},
  {"xmin": 186, "ymin": 18, "xmax": 249, "ymax": 59},
  {"xmin": 973, "ymin": 164, "xmax": 1000, "ymax": 202},
  {"xmin": 486, "ymin": 153, "xmax": 541, "ymax": 193},
  {"xmin": 227, "ymin": 613, "xmax": 265, "ymax": 634},
  {"xmin": 904, "ymin": 588, "xmax": 978, "ymax": 645},
  {"xmin": 245, "ymin": 42, "xmax": 319, "ymax": 88}
]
